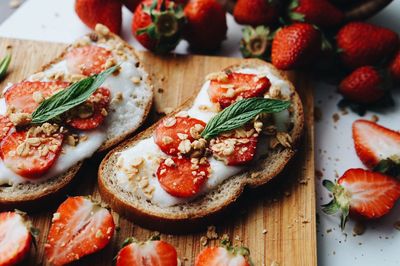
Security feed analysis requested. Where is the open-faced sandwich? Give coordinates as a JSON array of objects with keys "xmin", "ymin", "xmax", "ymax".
[
  {"xmin": 0, "ymin": 24, "xmax": 153, "ymax": 210},
  {"xmin": 98, "ymin": 59, "xmax": 304, "ymax": 232}
]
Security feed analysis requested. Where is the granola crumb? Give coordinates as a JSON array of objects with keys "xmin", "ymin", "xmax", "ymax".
[
  {"xmin": 332, "ymin": 113, "xmax": 340, "ymax": 123},
  {"xmin": 353, "ymin": 221, "xmax": 366, "ymax": 236},
  {"xmin": 206, "ymin": 225, "xmax": 218, "ymax": 240},
  {"xmin": 200, "ymin": 236, "xmax": 208, "ymax": 246},
  {"xmin": 371, "ymin": 114, "xmax": 379, "ymax": 123}
]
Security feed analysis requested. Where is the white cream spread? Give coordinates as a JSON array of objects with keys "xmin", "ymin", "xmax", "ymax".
[
  {"xmin": 116, "ymin": 65, "xmax": 293, "ymax": 207},
  {"xmin": 0, "ymin": 36, "xmax": 151, "ymax": 185}
]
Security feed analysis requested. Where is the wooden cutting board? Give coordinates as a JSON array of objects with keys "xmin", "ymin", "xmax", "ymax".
[{"xmin": 0, "ymin": 38, "xmax": 316, "ymax": 266}]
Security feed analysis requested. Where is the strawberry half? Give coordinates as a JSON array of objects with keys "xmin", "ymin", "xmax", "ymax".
[
  {"xmin": 116, "ymin": 236, "xmax": 178, "ymax": 266},
  {"xmin": 353, "ymin": 119, "xmax": 400, "ymax": 177},
  {"xmin": 5, "ymin": 81, "xmax": 69, "ymax": 114},
  {"xmin": 208, "ymin": 72, "xmax": 271, "ymax": 109},
  {"xmin": 157, "ymin": 156, "xmax": 210, "ymax": 198},
  {"xmin": 65, "ymin": 45, "xmax": 113, "ymax": 76},
  {"xmin": 0, "ymin": 115, "xmax": 14, "ymax": 142},
  {"xmin": 154, "ymin": 116, "xmax": 206, "ymax": 156},
  {"xmin": 0, "ymin": 211, "xmax": 33, "ymax": 266},
  {"xmin": 322, "ymin": 169, "xmax": 400, "ymax": 229},
  {"xmin": 195, "ymin": 240, "xmax": 252, "ymax": 266},
  {"xmin": 233, "ymin": 0, "xmax": 280, "ymax": 27},
  {"xmin": 45, "ymin": 196, "xmax": 115, "ymax": 265},
  {"xmin": 0, "ymin": 130, "xmax": 64, "ymax": 179},
  {"xmin": 66, "ymin": 87, "xmax": 111, "ymax": 130}
]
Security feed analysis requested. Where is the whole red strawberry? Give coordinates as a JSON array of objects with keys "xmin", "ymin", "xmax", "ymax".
[
  {"xmin": 271, "ymin": 23, "xmax": 321, "ymax": 70},
  {"xmin": 132, "ymin": 0, "xmax": 186, "ymax": 54},
  {"xmin": 339, "ymin": 66, "xmax": 385, "ymax": 104},
  {"xmin": 184, "ymin": 0, "xmax": 227, "ymax": 52},
  {"xmin": 233, "ymin": 0, "xmax": 280, "ymax": 27},
  {"xmin": 389, "ymin": 48, "xmax": 400, "ymax": 83},
  {"xmin": 289, "ymin": 0, "xmax": 344, "ymax": 28},
  {"xmin": 337, "ymin": 22, "xmax": 399, "ymax": 69},
  {"xmin": 75, "ymin": 0, "xmax": 122, "ymax": 34}
]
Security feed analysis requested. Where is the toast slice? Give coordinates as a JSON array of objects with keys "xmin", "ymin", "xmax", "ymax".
[
  {"xmin": 98, "ymin": 60, "xmax": 304, "ymax": 233},
  {"xmin": 0, "ymin": 25, "xmax": 153, "ymax": 211}
]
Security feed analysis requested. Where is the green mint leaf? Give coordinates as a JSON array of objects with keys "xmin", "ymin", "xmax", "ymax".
[
  {"xmin": 31, "ymin": 65, "xmax": 118, "ymax": 124},
  {"xmin": 201, "ymin": 98, "xmax": 291, "ymax": 140},
  {"xmin": 0, "ymin": 54, "xmax": 11, "ymax": 81}
]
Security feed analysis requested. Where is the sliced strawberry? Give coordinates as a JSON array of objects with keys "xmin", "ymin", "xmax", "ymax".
[
  {"xmin": 195, "ymin": 245, "xmax": 251, "ymax": 266},
  {"xmin": 116, "ymin": 238, "xmax": 178, "ymax": 266},
  {"xmin": 45, "ymin": 196, "xmax": 115, "ymax": 266},
  {"xmin": 0, "ymin": 211, "xmax": 32, "ymax": 266},
  {"xmin": 208, "ymin": 72, "xmax": 270, "ymax": 108},
  {"xmin": 154, "ymin": 116, "xmax": 206, "ymax": 156},
  {"xmin": 66, "ymin": 87, "xmax": 111, "ymax": 130},
  {"xmin": 65, "ymin": 45, "xmax": 113, "ymax": 76},
  {"xmin": 210, "ymin": 131, "xmax": 258, "ymax": 166},
  {"xmin": 322, "ymin": 169, "xmax": 400, "ymax": 229},
  {"xmin": 157, "ymin": 156, "xmax": 210, "ymax": 198},
  {"xmin": 0, "ymin": 115, "xmax": 14, "ymax": 142},
  {"xmin": 353, "ymin": 119, "xmax": 400, "ymax": 170},
  {"xmin": 0, "ymin": 130, "xmax": 64, "ymax": 179},
  {"xmin": 4, "ymin": 81, "xmax": 69, "ymax": 114}
]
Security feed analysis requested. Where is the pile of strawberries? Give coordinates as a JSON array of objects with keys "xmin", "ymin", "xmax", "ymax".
[{"xmin": 0, "ymin": 197, "xmax": 252, "ymax": 265}]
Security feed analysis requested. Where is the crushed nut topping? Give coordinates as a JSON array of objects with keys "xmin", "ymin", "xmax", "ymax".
[
  {"xmin": 163, "ymin": 117, "xmax": 176, "ymax": 128},
  {"xmin": 178, "ymin": 139, "xmax": 192, "ymax": 154},
  {"xmin": 206, "ymin": 71, "xmax": 228, "ymax": 82},
  {"xmin": 162, "ymin": 136, "xmax": 173, "ymax": 144},
  {"xmin": 9, "ymin": 113, "xmax": 31, "ymax": 126},
  {"xmin": 32, "ymin": 91, "xmax": 45, "ymax": 103},
  {"xmin": 164, "ymin": 158, "xmax": 175, "ymax": 167},
  {"xmin": 276, "ymin": 132, "xmax": 292, "ymax": 148},
  {"xmin": 131, "ymin": 157, "xmax": 143, "ymax": 167},
  {"xmin": 95, "ymin": 24, "xmax": 110, "ymax": 36}
]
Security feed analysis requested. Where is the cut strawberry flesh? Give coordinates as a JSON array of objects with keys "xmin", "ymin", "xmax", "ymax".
[
  {"xmin": 4, "ymin": 81, "xmax": 69, "ymax": 114},
  {"xmin": 45, "ymin": 196, "xmax": 115, "ymax": 266},
  {"xmin": 116, "ymin": 240, "xmax": 178, "ymax": 266},
  {"xmin": 66, "ymin": 87, "xmax": 111, "ymax": 130},
  {"xmin": 0, "ymin": 212, "xmax": 32, "ymax": 266},
  {"xmin": 195, "ymin": 246, "xmax": 250, "ymax": 266},
  {"xmin": 211, "ymin": 135, "xmax": 258, "ymax": 166},
  {"xmin": 157, "ymin": 157, "xmax": 210, "ymax": 198},
  {"xmin": 0, "ymin": 115, "xmax": 14, "ymax": 142},
  {"xmin": 353, "ymin": 119, "xmax": 400, "ymax": 168},
  {"xmin": 65, "ymin": 45, "xmax": 113, "ymax": 76},
  {"xmin": 0, "ymin": 130, "xmax": 64, "ymax": 179},
  {"xmin": 208, "ymin": 72, "xmax": 270, "ymax": 108},
  {"xmin": 154, "ymin": 116, "xmax": 206, "ymax": 156},
  {"xmin": 339, "ymin": 168, "xmax": 400, "ymax": 219}
]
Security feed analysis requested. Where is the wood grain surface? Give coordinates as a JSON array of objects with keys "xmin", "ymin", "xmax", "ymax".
[{"xmin": 0, "ymin": 38, "xmax": 316, "ymax": 266}]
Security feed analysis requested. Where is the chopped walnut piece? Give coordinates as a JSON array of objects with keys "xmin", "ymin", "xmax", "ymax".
[
  {"xmin": 206, "ymin": 226, "xmax": 218, "ymax": 240},
  {"xmin": 131, "ymin": 157, "xmax": 143, "ymax": 167},
  {"xmin": 95, "ymin": 24, "xmax": 110, "ymax": 36},
  {"xmin": 276, "ymin": 132, "xmax": 292, "ymax": 148},
  {"xmin": 163, "ymin": 117, "xmax": 176, "ymax": 127},
  {"xmin": 178, "ymin": 139, "xmax": 192, "ymax": 154},
  {"xmin": 32, "ymin": 91, "xmax": 45, "ymax": 103},
  {"xmin": 164, "ymin": 158, "xmax": 175, "ymax": 167},
  {"xmin": 9, "ymin": 113, "xmax": 31, "ymax": 126}
]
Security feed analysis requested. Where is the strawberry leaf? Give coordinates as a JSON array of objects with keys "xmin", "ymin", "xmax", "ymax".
[
  {"xmin": 374, "ymin": 158, "xmax": 400, "ymax": 178},
  {"xmin": 321, "ymin": 199, "xmax": 340, "ymax": 215},
  {"xmin": 201, "ymin": 98, "xmax": 291, "ymax": 140},
  {"xmin": 340, "ymin": 205, "xmax": 350, "ymax": 230},
  {"xmin": 0, "ymin": 54, "xmax": 11, "ymax": 81},
  {"xmin": 322, "ymin": 179, "xmax": 335, "ymax": 192}
]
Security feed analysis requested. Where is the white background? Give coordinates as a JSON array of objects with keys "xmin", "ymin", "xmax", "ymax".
[{"xmin": 0, "ymin": 0, "xmax": 399, "ymax": 265}]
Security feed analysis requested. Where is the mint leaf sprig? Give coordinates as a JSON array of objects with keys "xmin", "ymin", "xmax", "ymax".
[
  {"xmin": 201, "ymin": 98, "xmax": 291, "ymax": 140},
  {"xmin": 31, "ymin": 65, "xmax": 119, "ymax": 124},
  {"xmin": 0, "ymin": 54, "xmax": 11, "ymax": 81}
]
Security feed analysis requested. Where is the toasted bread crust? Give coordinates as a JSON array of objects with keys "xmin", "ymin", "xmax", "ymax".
[
  {"xmin": 0, "ymin": 30, "xmax": 153, "ymax": 211},
  {"xmin": 98, "ymin": 60, "xmax": 304, "ymax": 233}
]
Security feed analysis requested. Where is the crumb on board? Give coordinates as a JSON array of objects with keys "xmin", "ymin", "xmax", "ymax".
[
  {"xmin": 9, "ymin": 0, "xmax": 21, "ymax": 8},
  {"xmin": 371, "ymin": 114, "xmax": 379, "ymax": 123},
  {"xmin": 353, "ymin": 221, "xmax": 366, "ymax": 236},
  {"xmin": 332, "ymin": 113, "xmax": 340, "ymax": 123}
]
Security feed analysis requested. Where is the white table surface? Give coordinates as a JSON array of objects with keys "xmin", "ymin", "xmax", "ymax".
[{"xmin": 0, "ymin": 1, "xmax": 400, "ymax": 265}]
